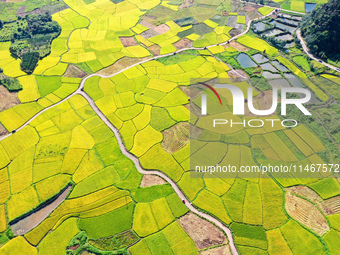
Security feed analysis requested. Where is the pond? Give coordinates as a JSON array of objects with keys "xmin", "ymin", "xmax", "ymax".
[
  {"xmin": 305, "ymin": 3, "xmax": 317, "ymax": 12},
  {"xmin": 252, "ymin": 53, "xmax": 268, "ymax": 64},
  {"xmin": 261, "ymin": 63, "xmax": 278, "ymax": 72},
  {"xmin": 253, "ymin": 22, "xmax": 266, "ymax": 32},
  {"xmin": 275, "ymin": 34, "xmax": 294, "ymax": 41},
  {"xmin": 272, "ymin": 60, "xmax": 289, "ymax": 71},
  {"xmin": 270, "ymin": 20, "xmax": 296, "ymax": 33},
  {"xmin": 284, "ymin": 73, "xmax": 305, "ymax": 87},
  {"xmin": 236, "ymin": 53, "xmax": 257, "ymax": 68},
  {"xmin": 263, "ymin": 28, "xmax": 283, "ymax": 37},
  {"xmin": 10, "ymin": 185, "xmax": 72, "ymax": 235},
  {"xmin": 262, "ymin": 71, "xmax": 281, "ymax": 79},
  {"xmin": 276, "ymin": 17, "xmax": 299, "ymax": 27},
  {"xmin": 284, "ymin": 42, "xmax": 295, "ymax": 48}
]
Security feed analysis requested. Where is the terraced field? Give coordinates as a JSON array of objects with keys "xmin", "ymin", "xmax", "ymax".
[{"xmin": 0, "ymin": 0, "xmax": 339, "ymax": 254}]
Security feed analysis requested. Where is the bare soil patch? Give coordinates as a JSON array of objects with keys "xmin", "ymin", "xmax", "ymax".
[
  {"xmin": 63, "ymin": 64, "xmax": 87, "ymax": 78},
  {"xmin": 247, "ymin": 12, "xmax": 262, "ymax": 23},
  {"xmin": 285, "ymin": 186, "xmax": 323, "ymax": 204},
  {"xmin": 319, "ymin": 196, "xmax": 340, "ymax": 215},
  {"xmin": 0, "ymin": 86, "xmax": 20, "ymax": 112},
  {"xmin": 174, "ymin": 38, "xmax": 193, "ymax": 50},
  {"xmin": 227, "ymin": 69, "xmax": 248, "ymax": 83},
  {"xmin": 251, "ymin": 90, "xmax": 278, "ymax": 117},
  {"xmin": 226, "ymin": 41, "xmax": 248, "ymax": 52},
  {"xmin": 200, "ymin": 245, "xmax": 231, "ymax": 255},
  {"xmin": 162, "ymin": 122, "xmax": 189, "ymax": 154},
  {"xmin": 141, "ymin": 29, "xmax": 159, "ymax": 39},
  {"xmin": 148, "ymin": 45, "xmax": 161, "ymax": 56},
  {"xmin": 229, "ymin": 28, "xmax": 243, "ymax": 37},
  {"xmin": 119, "ymin": 37, "xmax": 138, "ymax": 47},
  {"xmin": 285, "ymin": 192, "xmax": 329, "ymax": 236},
  {"xmin": 179, "ymin": 0, "xmax": 194, "ymax": 9},
  {"xmin": 97, "ymin": 57, "xmax": 149, "ymax": 76},
  {"xmin": 140, "ymin": 20, "xmax": 158, "ymax": 30},
  {"xmin": 153, "ymin": 24, "xmax": 170, "ymax": 34},
  {"xmin": 140, "ymin": 175, "xmax": 167, "ymax": 187},
  {"xmin": 0, "ymin": 123, "xmax": 8, "ymax": 138},
  {"xmin": 178, "ymin": 213, "xmax": 227, "ymax": 250},
  {"xmin": 241, "ymin": 5, "xmax": 259, "ymax": 12}
]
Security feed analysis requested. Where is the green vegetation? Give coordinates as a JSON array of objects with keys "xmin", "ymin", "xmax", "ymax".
[
  {"xmin": 1, "ymin": 13, "xmax": 61, "ymax": 73},
  {"xmin": 250, "ymin": 77, "xmax": 271, "ymax": 91},
  {"xmin": 89, "ymin": 230, "xmax": 139, "ymax": 251},
  {"xmin": 0, "ymin": 77, "xmax": 22, "ymax": 92},
  {"xmin": 20, "ymin": 52, "xmax": 40, "ymax": 74},
  {"xmin": 300, "ymin": 0, "xmax": 340, "ymax": 59},
  {"xmin": 131, "ymin": 184, "xmax": 174, "ymax": 203},
  {"xmin": 78, "ymin": 203, "xmax": 135, "ymax": 239}
]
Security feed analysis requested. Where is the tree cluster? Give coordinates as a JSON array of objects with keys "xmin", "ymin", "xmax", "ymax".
[{"xmin": 300, "ymin": 0, "xmax": 340, "ymax": 60}]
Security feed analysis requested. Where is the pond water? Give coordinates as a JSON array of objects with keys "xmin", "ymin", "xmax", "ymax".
[
  {"xmin": 305, "ymin": 3, "xmax": 317, "ymax": 12},
  {"xmin": 275, "ymin": 34, "xmax": 294, "ymax": 41},
  {"xmin": 261, "ymin": 63, "xmax": 278, "ymax": 72},
  {"xmin": 284, "ymin": 73, "xmax": 305, "ymax": 87},
  {"xmin": 252, "ymin": 53, "xmax": 268, "ymax": 64},
  {"xmin": 10, "ymin": 185, "xmax": 72, "ymax": 235},
  {"xmin": 236, "ymin": 53, "xmax": 257, "ymax": 68},
  {"xmin": 270, "ymin": 20, "xmax": 296, "ymax": 33},
  {"xmin": 276, "ymin": 17, "xmax": 299, "ymax": 27},
  {"xmin": 253, "ymin": 22, "xmax": 266, "ymax": 32},
  {"xmin": 272, "ymin": 60, "xmax": 289, "ymax": 71},
  {"xmin": 262, "ymin": 71, "xmax": 281, "ymax": 79},
  {"xmin": 284, "ymin": 42, "xmax": 295, "ymax": 48},
  {"xmin": 263, "ymin": 28, "xmax": 283, "ymax": 37}
]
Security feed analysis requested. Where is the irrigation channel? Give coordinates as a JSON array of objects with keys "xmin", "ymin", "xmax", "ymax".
[{"xmin": 4, "ymin": 8, "xmax": 334, "ymax": 254}]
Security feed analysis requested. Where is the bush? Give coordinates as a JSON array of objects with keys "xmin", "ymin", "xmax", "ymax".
[{"xmin": 0, "ymin": 77, "xmax": 22, "ymax": 91}]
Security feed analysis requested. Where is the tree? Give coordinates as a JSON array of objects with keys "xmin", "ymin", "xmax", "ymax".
[
  {"xmin": 0, "ymin": 20, "xmax": 3, "ymax": 30},
  {"xmin": 300, "ymin": 0, "xmax": 340, "ymax": 60}
]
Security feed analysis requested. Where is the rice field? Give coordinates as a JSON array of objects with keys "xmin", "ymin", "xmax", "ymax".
[{"xmin": 0, "ymin": 0, "xmax": 336, "ymax": 254}]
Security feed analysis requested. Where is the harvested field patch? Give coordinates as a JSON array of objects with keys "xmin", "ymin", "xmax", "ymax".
[
  {"xmin": 285, "ymin": 192, "xmax": 329, "ymax": 236},
  {"xmin": 162, "ymin": 122, "xmax": 190, "ymax": 154},
  {"xmin": 97, "ymin": 57, "xmax": 149, "ymax": 76},
  {"xmin": 227, "ymin": 69, "xmax": 248, "ymax": 83},
  {"xmin": 63, "ymin": 64, "xmax": 87, "ymax": 78},
  {"xmin": 173, "ymin": 38, "xmax": 193, "ymax": 50},
  {"xmin": 179, "ymin": 0, "xmax": 195, "ymax": 9},
  {"xmin": 119, "ymin": 37, "xmax": 138, "ymax": 47},
  {"xmin": 0, "ymin": 123, "xmax": 7, "ymax": 138},
  {"xmin": 0, "ymin": 86, "xmax": 20, "ymax": 112},
  {"xmin": 179, "ymin": 212, "xmax": 227, "ymax": 250},
  {"xmin": 154, "ymin": 24, "xmax": 170, "ymax": 34},
  {"xmin": 200, "ymin": 245, "xmax": 231, "ymax": 255},
  {"xmin": 148, "ymin": 44, "xmax": 161, "ymax": 56},
  {"xmin": 319, "ymin": 196, "xmax": 340, "ymax": 215},
  {"xmin": 285, "ymin": 186, "xmax": 323, "ymax": 203},
  {"xmin": 140, "ymin": 174, "xmax": 167, "ymax": 187},
  {"xmin": 228, "ymin": 41, "xmax": 248, "ymax": 51}
]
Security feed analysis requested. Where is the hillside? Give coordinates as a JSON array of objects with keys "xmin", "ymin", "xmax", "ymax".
[{"xmin": 300, "ymin": 0, "xmax": 340, "ymax": 59}]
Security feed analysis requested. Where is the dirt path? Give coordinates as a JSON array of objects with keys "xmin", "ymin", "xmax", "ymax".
[{"xmin": 0, "ymin": 11, "xmax": 278, "ymax": 254}]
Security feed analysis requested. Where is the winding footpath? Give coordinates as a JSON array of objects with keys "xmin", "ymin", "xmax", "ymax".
[
  {"xmin": 0, "ymin": 10, "xmax": 279, "ymax": 255},
  {"xmin": 296, "ymin": 29, "xmax": 339, "ymax": 71}
]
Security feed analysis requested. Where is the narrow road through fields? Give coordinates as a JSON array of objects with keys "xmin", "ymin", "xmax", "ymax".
[
  {"xmin": 0, "ymin": 11, "xmax": 278, "ymax": 255},
  {"xmin": 296, "ymin": 29, "xmax": 339, "ymax": 71},
  {"xmin": 79, "ymin": 90, "xmax": 239, "ymax": 255}
]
